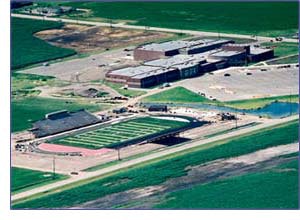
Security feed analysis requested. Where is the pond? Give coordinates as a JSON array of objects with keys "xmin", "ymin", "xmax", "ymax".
[{"xmin": 142, "ymin": 101, "xmax": 299, "ymax": 119}]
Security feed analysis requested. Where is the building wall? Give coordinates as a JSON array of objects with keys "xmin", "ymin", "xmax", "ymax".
[
  {"xmin": 179, "ymin": 65, "xmax": 199, "ymax": 78},
  {"xmin": 209, "ymin": 52, "xmax": 247, "ymax": 66},
  {"xmin": 248, "ymin": 50, "xmax": 274, "ymax": 62}
]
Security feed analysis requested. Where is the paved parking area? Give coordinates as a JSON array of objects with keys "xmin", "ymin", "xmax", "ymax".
[
  {"xmin": 19, "ymin": 48, "xmax": 137, "ymax": 82},
  {"xmin": 180, "ymin": 65, "xmax": 299, "ymax": 101}
]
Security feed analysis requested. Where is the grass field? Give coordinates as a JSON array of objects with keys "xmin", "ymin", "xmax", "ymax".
[
  {"xmin": 52, "ymin": 117, "xmax": 189, "ymax": 149},
  {"xmin": 224, "ymin": 95, "xmax": 299, "ymax": 110},
  {"xmin": 12, "ymin": 167, "xmax": 67, "ymax": 194},
  {"xmin": 143, "ymin": 87, "xmax": 211, "ymax": 104},
  {"xmin": 12, "ymin": 120, "xmax": 298, "ymax": 209},
  {"xmin": 266, "ymin": 55, "xmax": 299, "ymax": 65},
  {"xmin": 12, "ymin": 18, "xmax": 75, "ymax": 69},
  {"xmin": 155, "ymin": 158, "xmax": 298, "ymax": 209},
  {"xmin": 12, "ymin": 97, "xmax": 107, "ymax": 133},
  {"xmin": 103, "ymin": 81, "xmax": 146, "ymax": 98},
  {"xmin": 62, "ymin": 2, "xmax": 298, "ymax": 37},
  {"xmin": 261, "ymin": 42, "xmax": 299, "ymax": 58},
  {"xmin": 143, "ymin": 86, "xmax": 299, "ymax": 110}
]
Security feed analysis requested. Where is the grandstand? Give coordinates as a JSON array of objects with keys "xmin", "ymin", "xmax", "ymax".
[{"xmin": 29, "ymin": 110, "xmax": 103, "ymax": 138}]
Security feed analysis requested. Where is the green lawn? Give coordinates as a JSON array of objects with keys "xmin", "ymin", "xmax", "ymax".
[
  {"xmin": 224, "ymin": 95, "xmax": 299, "ymax": 110},
  {"xmin": 143, "ymin": 87, "xmax": 211, "ymax": 103},
  {"xmin": 12, "ymin": 120, "xmax": 298, "ymax": 209},
  {"xmin": 52, "ymin": 117, "xmax": 189, "ymax": 149},
  {"xmin": 143, "ymin": 86, "xmax": 299, "ymax": 110},
  {"xmin": 12, "ymin": 167, "xmax": 68, "ymax": 194},
  {"xmin": 12, "ymin": 97, "xmax": 106, "ymax": 133},
  {"xmin": 103, "ymin": 81, "xmax": 146, "ymax": 98},
  {"xmin": 155, "ymin": 159, "xmax": 298, "ymax": 209},
  {"xmin": 266, "ymin": 55, "xmax": 299, "ymax": 65},
  {"xmin": 62, "ymin": 2, "xmax": 298, "ymax": 37},
  {"xmin": 261, "ymin": 42, "xmax": 299, "ymax": 58},
  {"xmin": 12, "ymin": 17, "xmax": 76, "ymax": 69}
]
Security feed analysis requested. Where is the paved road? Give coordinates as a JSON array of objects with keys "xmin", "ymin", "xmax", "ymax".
[
  {"xmin": 12, "ymin": 13, "xmax": 298, "ymax": 43},
  {"xmin": 12, "ymin": 114, "xmax": 298, "ymax": 202}
]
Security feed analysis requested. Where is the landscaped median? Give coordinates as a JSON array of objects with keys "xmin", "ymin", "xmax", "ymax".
[{"xmin": 12, "ymin": 119, "xmax": 298, "ymax": 209}]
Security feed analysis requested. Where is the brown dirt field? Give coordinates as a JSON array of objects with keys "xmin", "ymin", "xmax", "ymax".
[{"xmin": 35, "ymin": 24, "xmax": 175, "ymax": 53}]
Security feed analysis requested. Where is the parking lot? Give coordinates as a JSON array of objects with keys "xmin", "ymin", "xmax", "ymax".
[
  {"xmin": 19, "ymin": 48, "xmax": 138, "ymax": 82},
  {"xmin": 180, "ymin": 65, "xmax": 299, "ymax": 101}
]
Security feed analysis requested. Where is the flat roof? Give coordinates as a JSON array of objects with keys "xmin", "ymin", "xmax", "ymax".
[
  {"xmin": 210, "ymin": 50, "xmax": 244, "ymax": 57},
  {"xmin": 144, "ymin": 54, "xmax": 205, "ymax": 68},
  {"xmin": 109, "ymin": 65, "xmax": 162, "ymax": 77},
  {"xmin": 186, "ymin": 39, "xmax": 232, "ymax": 50},
  {"xmin": 138, "ymin": 40, "xmax": 191, "ymax": 52},
  {"xmin": 131, "ymin": 67, "xmax": 175, "ymax": 79},
  {"xmin": 250, "ymin": 46, "xmax": 273, "ymax": 55},
  {"xmin": 138, "ymin": 39, "xmax": 231, "ymax": 52}
]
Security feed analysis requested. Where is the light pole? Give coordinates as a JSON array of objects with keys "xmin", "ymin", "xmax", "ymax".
[{"xmin": 52, "ymin": 155, "xmax": 56, "ymax": 180}]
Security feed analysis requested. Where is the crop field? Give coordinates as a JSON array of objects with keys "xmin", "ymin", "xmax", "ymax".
[
  {"xmin": 12, "ymin": 167, "xmax": 67, "ymax": 194},
  {"xmin": 52, "ymin": 117, "xmax": 189, "ymax": 149},
  {"xmin": 155, "ymin": 159, "xmax": 298, "ymax": 209},
  {"xmin": 63, "ymin": 2, "xmax": 298, "ymax": 37},
  {"xmin": 12, "ymin": 120, "xmax": 298, "ymax": 209},
  {"xmin": 12, "ymin": 97, "xmax": 106, "ymax": 132},
  {"xmin": 12, "ymin": 18, "xmax": 75, "ymax": 69}
]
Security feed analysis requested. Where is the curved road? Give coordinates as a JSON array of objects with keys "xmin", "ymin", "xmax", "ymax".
[{"xmin": 12, "ymin": 114, "xmax": 298, "ymax": 202}]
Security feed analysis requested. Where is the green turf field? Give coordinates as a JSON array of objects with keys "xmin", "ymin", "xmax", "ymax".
[
  {"xmin": 12, "ymin": 167, "xmax": 68, "ymax": 194},
  {"xmin": 12, "ymin": 17, "xmax": 75, "ymax": 69},
  {"xmin": 12, "ymin": 97, "xmax": 107, "ymax": 133},
  {"xmin": 155, "ymin": 158, "xmax": 298, "ymax": 209},
  {"xmin": 62, "ymin": 2, "xmax": 298, "ymax": 37},
  {"xmin": 52, "ymin": 117, "xmax": 189, "ymax": 149},
  {"xmin": 12, "ymin": 120, "xmax": 298, "ymax": 209}
]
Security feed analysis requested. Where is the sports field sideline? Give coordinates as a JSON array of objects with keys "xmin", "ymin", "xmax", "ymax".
[{"xmin": 51, "ymin": 116, "xmax": 190, "ymax": 149}]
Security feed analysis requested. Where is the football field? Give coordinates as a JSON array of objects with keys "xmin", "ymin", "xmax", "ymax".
[{"xmin": 52, "ymin": 117, "xmax": 190, "ymax": 149}]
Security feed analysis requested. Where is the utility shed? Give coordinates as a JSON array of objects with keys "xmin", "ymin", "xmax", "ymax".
[{"xmin": 30, "ymin": 110, "xmax": 101, "ymax": 138}]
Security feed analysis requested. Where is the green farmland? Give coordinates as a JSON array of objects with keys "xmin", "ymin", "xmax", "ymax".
[
  {"xmin": 155, "ymin": 158, "xmax": 298, "ymax": 209},
  {"xmin": 12, "ymin": 167, "xmax": 67, "ymax": 194},
  {"xmin": 12, "ymin": 120, "xmax": 298, "ymax": 209},
  {"xmin": 63, "ymin": 2, "xmax": 298, "ymax": 37},
  {"xmin": 12, "ymin": 18, "xmax": 75, "ymax": 69},
  {"xmin": 52, "ymin": 117, "xmax": 189, "ymax": 149}
]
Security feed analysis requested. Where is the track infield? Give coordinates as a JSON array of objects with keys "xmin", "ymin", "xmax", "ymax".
[{"xmin": 50, "ymin": 116, "xmax": 192, "ymax": 150}]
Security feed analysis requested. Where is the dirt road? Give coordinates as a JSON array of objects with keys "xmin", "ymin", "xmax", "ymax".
[{"xmin": 12, "ymin": 114, "xmax": 298, "ymax": 202}]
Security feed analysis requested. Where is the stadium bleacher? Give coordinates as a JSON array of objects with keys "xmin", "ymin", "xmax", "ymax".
[{"xmin": 30, "ymin": 109, "xmax": 102, "ymax": 138}]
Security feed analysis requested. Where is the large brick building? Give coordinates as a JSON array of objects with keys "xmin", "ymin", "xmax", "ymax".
[{"xmin": 134, "ymin": 39, "xmax": 234, "ymax": 61}]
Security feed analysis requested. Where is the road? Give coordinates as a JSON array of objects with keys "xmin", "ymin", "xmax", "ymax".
[
  {"xmin": 12, "ymin": 114, "xmax": 298, "ymax": 202},
  {"xmin": 12, "ymin": 13, "xmax": 298, "ymax": 43}
]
